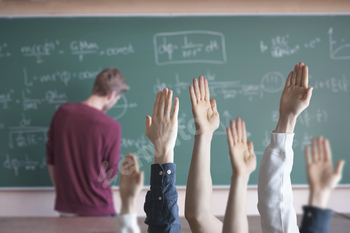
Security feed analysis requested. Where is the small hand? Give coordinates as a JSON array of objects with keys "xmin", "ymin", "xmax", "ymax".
[
  {"xmin": 145, "ymin": 88, "xmax": 179, "ymax": 164},
  {"xmin": 189, "ymin": 76, "xmax": 219, "ymax": 135},
  {"xmin": 305, "ymin": 136, "xmax": 345, "ymax": 208},
  {"xmin": 275, "ymin": 62, "xmax": 313, "ymax": 133},
  {"xmin": 226, "ymin": 118, "xmax": 256, "ymax": 178},
  {"xmin": 119, "ymin": 153, "xmax": 144, "ymax": 214}
]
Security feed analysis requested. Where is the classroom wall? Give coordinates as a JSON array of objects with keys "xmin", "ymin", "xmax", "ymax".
[{"xmin": 0, "ymin": 0, "xmax": 349, "ymax": 217}]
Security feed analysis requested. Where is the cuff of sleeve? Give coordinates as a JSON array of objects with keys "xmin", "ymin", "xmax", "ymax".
[
  {"xmin": 150, "ymin": 163, "xmax": 176, "ymax": 187},
  {"xmin": 118, "ymin": 213, "xmax": 138, "ymax": 228},
  {"xmin": 301, "ymin": 206, "xmax": 333, "ymax": 232},
  {"xmin": 269, "ymin": 132, "xmax": 294, "ymax": 151}
]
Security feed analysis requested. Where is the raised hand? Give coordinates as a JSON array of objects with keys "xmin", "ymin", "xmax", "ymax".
[
  {"xmin": 189, "ymin": 76, "xmax": 219, "ymax": 135},
  {"xmin": 226, "ymin": 118, "xmax": 256, "ymax": 177},
  {"xmin": 305, "ymin": 136, "xmax": 345, "ymax": 208},
  {"xmin": 275, "ymin": 62, "xmax": 313, "ymax": 133},
  {"xmin": 145, "ymin": 88, "xmax": 179, "ymax": 164},
  {"xmin": 119, "ymin": 153, "xmax": 144, "ymax": 214}
]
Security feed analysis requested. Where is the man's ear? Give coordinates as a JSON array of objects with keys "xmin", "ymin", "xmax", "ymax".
[{"xmin": 107, "ymin": 91, "xmax": 117, "ymax": 100}]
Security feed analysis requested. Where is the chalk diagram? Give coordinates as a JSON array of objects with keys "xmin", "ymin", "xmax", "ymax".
[
  {"xmin": 328, "ymin": 27, "xmax": 350, "ymax": 60},
  {"xmin": 111, "ymin": 95, "xmax": 137, "ymax": 120},
  {"xmin": 260, "ymin": 71, "xmax": 285, "ymax": 93}
]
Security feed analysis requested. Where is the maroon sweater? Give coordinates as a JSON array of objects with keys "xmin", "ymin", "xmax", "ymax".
[{"xmin": 46, "ymin": 103, "xmax": 121, "ymax": 216}]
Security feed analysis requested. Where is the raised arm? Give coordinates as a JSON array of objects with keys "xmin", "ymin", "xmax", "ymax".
[
  {"xmin": 118, "ymin": 153, "xmax": 143, "ymax": 233},
  {"xmin": 144, "ymin": 88, "xmax": 181, "ymax": 233},
  {"xmin": 185, "ymin": 76, "xmax": 222, "ymax": 233},
  {"xmin": 223, "ymin": 118, "xmax": 256, "ymax": 233},
  {"xmin": 258, "ymin": 62, "xmax": 313, "ymax": 233},
  {"xmin": 300, "ymin": 137, "xmax": 345, "ymax": 233}
]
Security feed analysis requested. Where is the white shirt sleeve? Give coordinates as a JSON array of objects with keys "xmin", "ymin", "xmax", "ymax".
[
  {"xmin": 117, "ymin": 213, "xmax": 140, "ymax": 233},
  {"xmin": 257, "ymin": 132, "xmax": 300, "ymax": 233}
]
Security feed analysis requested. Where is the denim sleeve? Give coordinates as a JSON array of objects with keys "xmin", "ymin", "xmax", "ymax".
[
  {"xmin": 144, "ymin": 163, "xmax": 181, "ymax": 233},
  {"xmin": 300, "ymin": 206, "xmax": 333, "ymax": 233}
]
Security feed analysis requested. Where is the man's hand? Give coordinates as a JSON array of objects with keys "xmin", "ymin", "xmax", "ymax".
[
  {"xmin": 189, "ymin": 76, "xmax": 219, "ymax": 135},
  {"xmin": 226, "ymin": 118, "xmax": 256, "ymax": 178},
  {"xmin": 305, "ymin": 136, "xmax": 345, "ymax": 209},
  {"xmin": 275, "ymin": 62, "xmax": 313, "ymax": 133},
  {"xmin": 119, "ymin": 153, "xmax": 144, "ymax": 214},
  {"xmin": 145, "ymin": 88, "xmax": 179, "ymax": 164}
]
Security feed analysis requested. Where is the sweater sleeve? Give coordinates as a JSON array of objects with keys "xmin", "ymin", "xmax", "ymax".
[{"xmin": 117, "ymin": 213, "xmax": 141, "ymax": 233}]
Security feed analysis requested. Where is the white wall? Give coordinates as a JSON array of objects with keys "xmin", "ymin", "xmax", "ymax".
[{"xmin": 0, "ymin": 187, "xmax": 349, "ymax": 217}]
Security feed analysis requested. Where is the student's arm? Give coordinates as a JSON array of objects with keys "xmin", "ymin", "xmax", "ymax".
[
  {"xmin": 144, "ymin": 88, "xmax": 181, "ymax": 233},
  {"xmin": 300, "ymin": 137, "xmax": 345, "ymax": 233},
  {"xmin": 258, "ymin": 62, "xmax": 313, "ymax": 233},
  {"xmin": 223, "ymin": 118, "xmax": 256, "ymax": 233},
  {"xmin": 117, "ymin": 154, "xmax": 143, "ymax": 233},
  {"xmin": 47, "ymin": 165, "xmax": 55, "ymax": 187},
  {"xmin": 185, "ymin": 76, "xmax": 222, "ymax": 233}
]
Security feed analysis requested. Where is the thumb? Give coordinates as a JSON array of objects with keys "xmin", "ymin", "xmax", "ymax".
[
  {"xmin": 210, "ymin": 99, "xmax": 218, "ymax": 113},
  {"xmin": 247, "ymin": 141, "xmax": 255, "ymax": 156},
  {"xmin": 303, "ymin": 87, "xmax": 313, "ymax": 102},
  {"xmin": 138, "ymin": 171, "xmax": 144, "ymax": 185},
  {"xmin": 335, "ymin": 160, "xmax": 345, "ymax": 176},
  {"xmin": 145, "ymin": 115, "xmax": 152, "ymax": 132}
]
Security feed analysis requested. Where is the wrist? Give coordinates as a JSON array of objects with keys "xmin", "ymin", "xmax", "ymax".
[
  {"xmin": 194, "ymin": 132, "xmax": 213, "ymax": 141},
  {"xmin": 231, "ymin": 173, "xmax": 250, "ymax": 185},
  {"xmin": 120, "ymin": 197, "xmax": 136, "ymax": 214},
  {"xmin": 274, "ymin": 114, "xmax": 297, "ymax": 134},
  {"xmin": 154, "ymin": 148, "xmax": 174, "ymax": 164},
  {"xmin": 309, "ymin": 190, "xmax": 330, "ymax": 209}
]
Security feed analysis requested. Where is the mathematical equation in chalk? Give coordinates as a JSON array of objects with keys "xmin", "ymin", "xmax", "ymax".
[
  {"xmin": 17, "ymin": 39, "xmax": 134, "ymax": 63},
  {"xmin": 3, "ymin": 154, "xmax": 46, "ymax": 176},
  {"xmin": 154, "ymin": 31, "xmax": 227, "ymax": 65},
  {"xmin": 260, "ymin": 34, "xmax": 321, "ymax": 58},
  {"xmin": 0, "ymin": 42, "xmax": 11, "ymax": 58},
  {"xmin": 153, "ymin": 71, "xmax": 285, "ymax": 101}
]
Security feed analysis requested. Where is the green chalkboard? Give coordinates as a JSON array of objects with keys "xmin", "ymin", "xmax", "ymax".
[{"xmin": 0, "ymin": 15, "xmax": 349, "ymax": 188}]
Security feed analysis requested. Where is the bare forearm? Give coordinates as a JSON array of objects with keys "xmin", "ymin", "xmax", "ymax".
[
  {"xmin": 47, "ymin": 164, "xmax": 56, "ymax": 187},
  {"xmin": 223, "ymin": 176, "xmax": 249, "ymax": 233},
  {"xmin": 185, "ymin": 133, "xmax": 213, "ymax": 216},
  {"xmin": 120, "ymin": 198, "xmax": 137, "ymax": 215},
  {"xmin": 308, "ymin": 190, "xmax": 330, "ymax": 209},
  {"xmin": 274, "ymin": 114, "xmax": 297, "ymax": 134}
]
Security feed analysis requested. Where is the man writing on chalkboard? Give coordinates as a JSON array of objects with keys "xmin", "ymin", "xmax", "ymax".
[{"xmin": 46, "ymin": 68, "xmax": 129, "ymax": 216}]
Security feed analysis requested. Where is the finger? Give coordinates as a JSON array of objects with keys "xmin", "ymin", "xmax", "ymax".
[
  {"xmin": 285, "ymin": 71, "xmax": 293, "ymax": 89},
  {"xmin": 205, "ymin": 78, "xmax": 210, "ymax": 101},
  {"xmin": 230, "ymin": 120, "xmax": 237, "ymax": 144},
  {"xmin": 318, "ymin": 136, "xmax": 324, "ymax": 161},
  {"xmin": 324, "ymin": 139, "xmax": 332, "ymax": 162},
  {"xmin": 199, "ymin": 75, "xmax": 205, "ymax": 100},
  {"xmin": 210, "ymin": 99, "xmax": 217, "ymax": 113},
  {"xmin": 301, "ymin": 65, "xmax": 309, "ymax": 87},
  {"xmin": 152, "ymin": 91, "xmax": 161, "ymax": 118},
  {"xmin": 305, "ymin": 146, "xmax": 312, "ymax": 164},
  {"xmin": 189, "ymin": 86, "xmax": 197, "ymax": 105},
  {"xmin": 302, "ymin": 87, "xmax": 313, "ymax": 103},
  {"xmin": 158, "ymin": 88, "xmax": 167, "ymax": 119},
  {"xmin": 124, "ymin": 153, "xmax": 138, "ymax": 173},
  {"xmin": 335, "ymin": 160, "xmax": 345, "ymax": 176},
  {"xmin": 193, "ymin": 78, "xmax": 201, "ymax": 101},
  {"xmin": 247, "ymin": 141, "xmax": 255, "ymax": 156},
  {"xmin": 296, "ymin": 62, "xmax": 303, "ymax": 86},
  {"xmin": 226, "ymin": 127, "xmax": 234, "ymax": 148},
  {"xmin": 164, "ymin": 89, "xmax": 173, "ymax": 118},
  {"xmin": 171, "ymin": 97, "xmax": 179, "ymax": 120},
  {"xmin": 130, "ymin": 154, "xmax": 139, "ymax": 173},
  {"xmin": 312, "ymin": 138, "xmax": 318, "ymax": 161},
  {"xmin": 236, "ymin": 117, "xmax": 242, "ymax": 142},
  {"xmin": 145, "ymin": 115, "xmax": 152, "ymax": 133},
  {"xmin": 291, "ymin": 64, "xmax": 298, "ymax": 86},
  {"xmin": 242, "ymin": 120, "xmax": 247, "ymax": 143}
]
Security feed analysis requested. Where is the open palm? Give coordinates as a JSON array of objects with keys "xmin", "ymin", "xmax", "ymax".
[
  {"xmin": 189, "ymin": 76, "xmax": 219, "ymax": 134},
  {"xmin": 226, "ymin": 118, "xmax": 256, "ymax": 176},
  {"xmin": 279, "ymin": 63, "xmax": 313, "ymax": 117}
]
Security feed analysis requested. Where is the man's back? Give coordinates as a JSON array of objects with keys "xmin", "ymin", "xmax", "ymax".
[{"xmin": 46, "ymin": 102, "xmax": 121, "ymax": 216}]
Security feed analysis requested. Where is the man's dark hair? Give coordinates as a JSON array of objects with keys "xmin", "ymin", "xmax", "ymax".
[{"xmin": 92, "ymin": 68, "xmax": 129, "ymax": 96}]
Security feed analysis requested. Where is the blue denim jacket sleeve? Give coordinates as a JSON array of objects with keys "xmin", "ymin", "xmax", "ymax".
[
  {"xmin": 144, "ymin": 163, "xmax": 181, "ymax": 233},
  {"xmin": 300, "ymin": 206, "xmax": 333, "ymax": 233}
]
